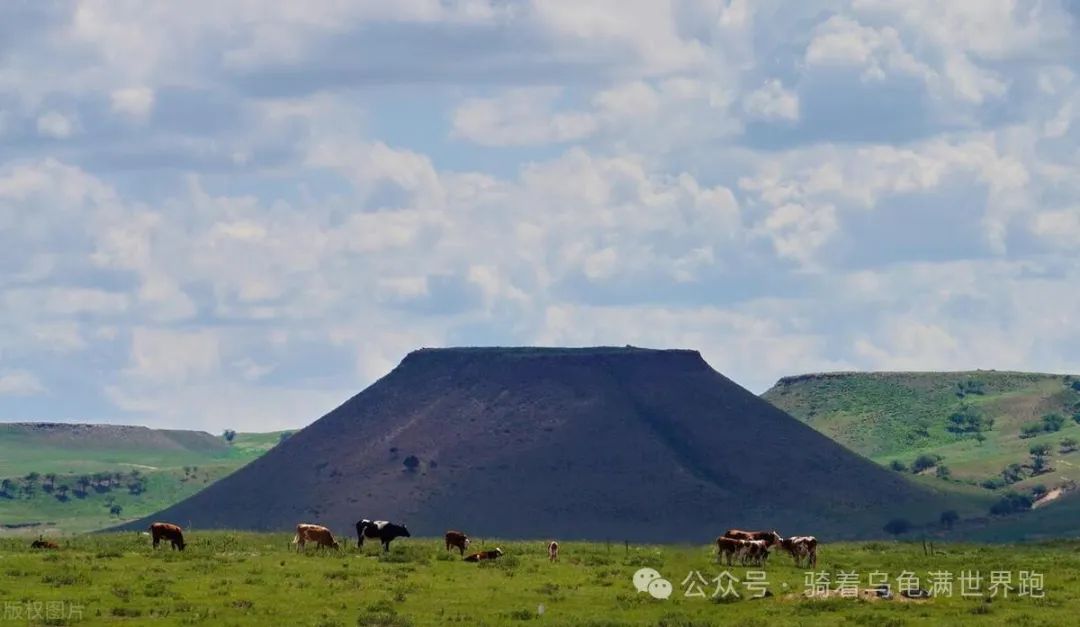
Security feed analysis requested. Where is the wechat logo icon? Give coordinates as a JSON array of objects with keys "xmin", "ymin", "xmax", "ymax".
[{"xmin": 633, "ymin": 568, "xmax": 673, "ymax": 600}]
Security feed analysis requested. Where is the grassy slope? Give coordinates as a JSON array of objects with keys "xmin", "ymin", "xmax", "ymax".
[
  {"xmin": 0, "ymin": 428, "xmax": 287, "ymax": 535},
  {"xmin": 763, "ymin": 371, "xmax": 1080, "ymax": 539},
  {"xmin": 763, "ymin": 372, "xmax": 1080, "ymax": 483},
  {"xmin": 0, "ymin": 533, "xmax": 1072, "ymax": 626}
]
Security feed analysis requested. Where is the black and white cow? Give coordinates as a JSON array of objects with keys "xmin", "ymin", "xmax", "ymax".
[{"xmin": 356, "ymin": 519, "xmax": 411, "ymax": 552}]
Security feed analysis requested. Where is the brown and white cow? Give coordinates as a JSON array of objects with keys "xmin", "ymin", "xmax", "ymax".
[
  {"xmin": 738, "ymin": 539, "xmax": 769, "ymax": 566},
  {"xmin": 292, "ymin": 523, "xmax": 340, "ymax": 551},
  {"xmin": 780, "ymin": 536, "xmax": 818, "ymax": 567},
  {"xmin": 548, "ymin": 540, "xmax": 559, "ymax": 562},
  {"xmin": 723, "ymin": 529, "xmax": 782, "ymax": 548},
  {"xmin": 715, "ymin": 536, "xmax": 743, "ymax": 565},
  {"xmin": 464, "ymin": 548, "xmax": 504, "ymax": 562},
  {"xmin": 445, "ymin": 530, "xmax": 470, "ymax": 555},
  {"xmin": 149, "ymin": 522, "xmax": 186, "ymax": 551}
]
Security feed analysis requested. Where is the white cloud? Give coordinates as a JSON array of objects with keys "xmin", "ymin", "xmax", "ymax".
[
  {"xmin": 36, "ymin": 111, "xmax": 77, "ymax": 138},
  {"xmin": 110, "ymin": 86, "xmax": 155, "ymax": 120},
  {"xmin": 452, "ymin": 88, "xmax": 598, "ymax": 146},
  {"xmin": 0, "ymin": 371, "xmax": 46, "ymax": 396},
  {"xmin": 125, "ymin": 328, "xmax": 220, "ymax": 383},
  {"xmin": 743, "ymin": 79, "xmax": 799, "ymax": 122}
]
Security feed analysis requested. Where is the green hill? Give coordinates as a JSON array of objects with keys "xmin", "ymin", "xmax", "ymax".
[
  {"xmin": 0, "ymin": 423, "xmax": 289, "ymax": 535},
  {"xmin": 763, "ymin": 371, "xmax": 1080, "ymax": 532}
]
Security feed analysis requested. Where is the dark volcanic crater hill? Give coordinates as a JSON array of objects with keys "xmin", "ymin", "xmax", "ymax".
[{"xmin": 127, "ymin": 347, "xmax": 958, "ymax": 541}]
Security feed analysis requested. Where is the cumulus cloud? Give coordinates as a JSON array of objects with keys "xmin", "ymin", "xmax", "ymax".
[
  {"xmin": 0, "ymin": 0, "xmax": 1077, "ymax": 430},
  {"xmin": 0, "ymin": 371, "xmax": 46, "ymax": 396}
]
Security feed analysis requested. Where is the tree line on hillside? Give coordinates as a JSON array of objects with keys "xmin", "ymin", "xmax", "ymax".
[{"xmin": 0, "ymin": 469, "xmax": 149, "ymax": 502}]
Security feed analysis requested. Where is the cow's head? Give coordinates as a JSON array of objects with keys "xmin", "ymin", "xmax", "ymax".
[
  {"xmin": 399, "ymin": 524, "xmax": 411, "ymax": 538},
  {"xmin": 177, "ymin": 538, "xmax": 186, "ymax": 551},
  {"xmin": 765, "ymin": 531, "xmax": 782, "ymax": 547},
  {"xmin": 331, "ymin": 540, "xmax": 341, "ymax": 550},
  {"xmin": 463, "ymin": 537, "xmax": 471, "ymax": 549},
  {"xmin": 494, "ymin": 547, "xmax": 504, "ymax": 557}
]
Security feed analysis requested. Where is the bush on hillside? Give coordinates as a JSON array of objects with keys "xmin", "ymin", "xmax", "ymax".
[
  {"xmin": 889, "ymin": 460, "xmax": 908, "ymax": 472},
  {"xmin": 911, "ymin": 454, "xmax": 942, "ymax": 473},
  {"xmin": 947, "ymin": 405, "xmax": 994, "ymax": 435},
  {"xmin": 883, "ymin": 518, "xmax": 912, "ymax": 536},
  {"xmin": 990, "ymin": 492, "xmax": 1033, "ymax": 516}
]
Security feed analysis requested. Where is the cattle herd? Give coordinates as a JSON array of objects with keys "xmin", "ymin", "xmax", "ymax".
[
  {"xmin": 28, "ymin": 522, "xmax": 819, "ymax": 570},
  {"xmin": 718, "ymin": 529, "xmax": 818, "ymax": 568}
]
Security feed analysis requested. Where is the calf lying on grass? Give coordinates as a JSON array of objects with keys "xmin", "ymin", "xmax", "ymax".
[{"xmin": 464, "ymin": 548, "xmax": 504, "ymax": 562}]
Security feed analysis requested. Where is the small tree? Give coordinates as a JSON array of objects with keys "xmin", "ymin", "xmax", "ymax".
[
  {"xmin": 1042, "ymin": 414, "xmax": 1066, "ymax": 433},
  {"xmin": 1061, "ymin": 437, "xmax": 1078, "ymax": 454},
  {"xmin": 911, "ymin": 454, "xmax": 941, "ymax": 473},
  {"xmin": 1020, "ymin": 422, "xmax": 1043, "ymax": 439},
  {"xmin": 402, "ymin": 455, "xmax": 420, "ymax": 472},
  {"xmin": 55, "ymin": 485, "xmax": 69, "ymax": 501},
  {"xmin": 935, "ymin": 465, "xmax": 952, "ymax": 480},
  {"xmin": 109, "ymin": 504, "xmax": 123, "ymax": 518},
  {"xmin": 939, "ymin": 510, "xmax": 959, "ymax": 530},
  {"xmin": 223, "ymin": 429, "xmax": 237, "ymax": 443},
  {"xmin": 883, "ymin": 518, "xmax": 912, "ymax": 536},
  {"xmin": 1031, "ymin": 484, "xmax": 1049, "ymax": 501},
  {"xmin": 0, "ymin": 478, "xmax": 11, "ymax": 497},
  {"xmin": 1030, "ymin": 443, "xmax": 1052, "ymax": 475},
  {"xmin": 889, "ymin": 460, "xmax": 908, "ymax": 472}
]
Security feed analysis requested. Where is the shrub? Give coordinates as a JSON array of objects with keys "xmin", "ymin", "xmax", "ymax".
[
  {"xmin": 1001, "ymin": 463, "xmax": 1027, "ymax": 484},
  {"xmin": 935, "ymin": 465, "xmax": 952, "ymax": 480},
  {"xmin": 980, "ymin": 477, "xmax": 1005, "ymax": 490},
  {"xmin": 1061, "ymin": 437, "xmax": 1078, "ymax": 453},
  {"xmin": 947, "ymin": 405, "xmax": 992, "ymax": 434},
  {"xmin": 911, "ymin": 454, "xmax": 942, "ymax": 473},
  {"xmin": 883, "ymin": 518, "xmax": 912, "ymax": 536},
  {"xmin": 223, "ymin": 429, "xmax": 237, "ymax": 442},
  {"xmin": 1020, "ymin": 422, "xmax": 1043, "ymax": 439},
  {"xmin": 1031, "ymin": 484, "xmax": 1049, "ymax": 500},
  {"xmin": 889, "ymin": 460, "xmax": 908, "ymax": 472},
  {"xmin": 1030, "ymin": 443, "xmax": 1052, "ymax": 457},
  {"xmin": 1043, "ymin": 414, "xmax": 1066, "ymax": 432},
  {"xmin": 990, "ymin": 492, "xmax": 1033, "ymax": 515},
  {"xmin": 939, "ymin": 510, "xmax": 959, "ymax": 530},
  {"xmin": 402, "ymin": 456, "xmax": 420, "ymax": 471}
]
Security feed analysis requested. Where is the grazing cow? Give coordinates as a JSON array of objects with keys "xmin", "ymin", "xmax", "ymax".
[
  {"xmin": 723, "ymin": 529, "xmax": 782, "ymax": 548},
  {"xmin": 738, "ymin": 539, "xmax": 769, "ymax": 566},
  {"xmin": 780, "ymin": 536, "xmax": 818, "ymax": 567},
  {"xmin": 548, "ymin": 540, "xmax": 559, "ymax": 562},
  {"xmin": 149, "ymin": 522, "xmax": 186, "ymax": 551},
  {"xmin": 356, "ymin": 519, "xmax": 411, "ymax": 552},
  {"xmin": 292, "ymin": 523, "xmax": 340, "ymax": 551},
  {"xmin": 715, "ymin": 536, "xmax": 743, "ymax": 565},
  {"xmin": 30, "ymin": 537, "xmax": 59, "ymax": 550},
  {"xmin": 445, "ymin": 530, "xmax": 470, "ymax": 555},
  {"xmin": 464, "ymin": 548, "xmax": 504, "ymax": 562}
]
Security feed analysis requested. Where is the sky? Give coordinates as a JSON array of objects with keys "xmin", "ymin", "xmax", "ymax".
[{"xmin": 1, "ymin": 0, "xmax": 1079, "ymax": 432}]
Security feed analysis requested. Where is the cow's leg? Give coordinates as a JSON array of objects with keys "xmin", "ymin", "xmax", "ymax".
[{"xmin": 382, "ymin": 540, "xmax": 390, "ymax": 552}]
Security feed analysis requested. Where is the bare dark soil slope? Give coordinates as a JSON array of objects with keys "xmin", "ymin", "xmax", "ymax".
[{"xmin": 128, "ymin": 347, "xmax": 966, "ymax": 541}]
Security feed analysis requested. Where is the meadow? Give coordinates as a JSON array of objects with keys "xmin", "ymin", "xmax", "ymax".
[{"xmin": 0, "ymin": 532, "xmax": 1075, "ymax": 626}]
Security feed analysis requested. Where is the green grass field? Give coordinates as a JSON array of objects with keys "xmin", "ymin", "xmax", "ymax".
[
  {"xmin": 0, "ymin": 533, "xmax": 1073, "ymax": 626},
  {"xmin": 764, "ymin": 372, "xmax": 1080, "ymax": 519},
  {"xmin": 0, "ymin": 429, "xmax": 287, "ymax": 536}
]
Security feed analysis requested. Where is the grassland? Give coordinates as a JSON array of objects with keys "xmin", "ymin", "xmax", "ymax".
[
  {"xmin": 764, "ymin": 372, "xmax": 1080, "ymax": 488},
  {"xmin": 0, "ymin": 427, "xmax": 287, "ymax": 535},
  {"xmin": 0, "ymin": 532, "xmax": 1074, "ymax": 626}
]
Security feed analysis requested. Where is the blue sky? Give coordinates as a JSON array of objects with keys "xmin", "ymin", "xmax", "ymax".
[{"xmin": 1, "ymin": 0, "xmax": 1079, "ymax": 432}]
